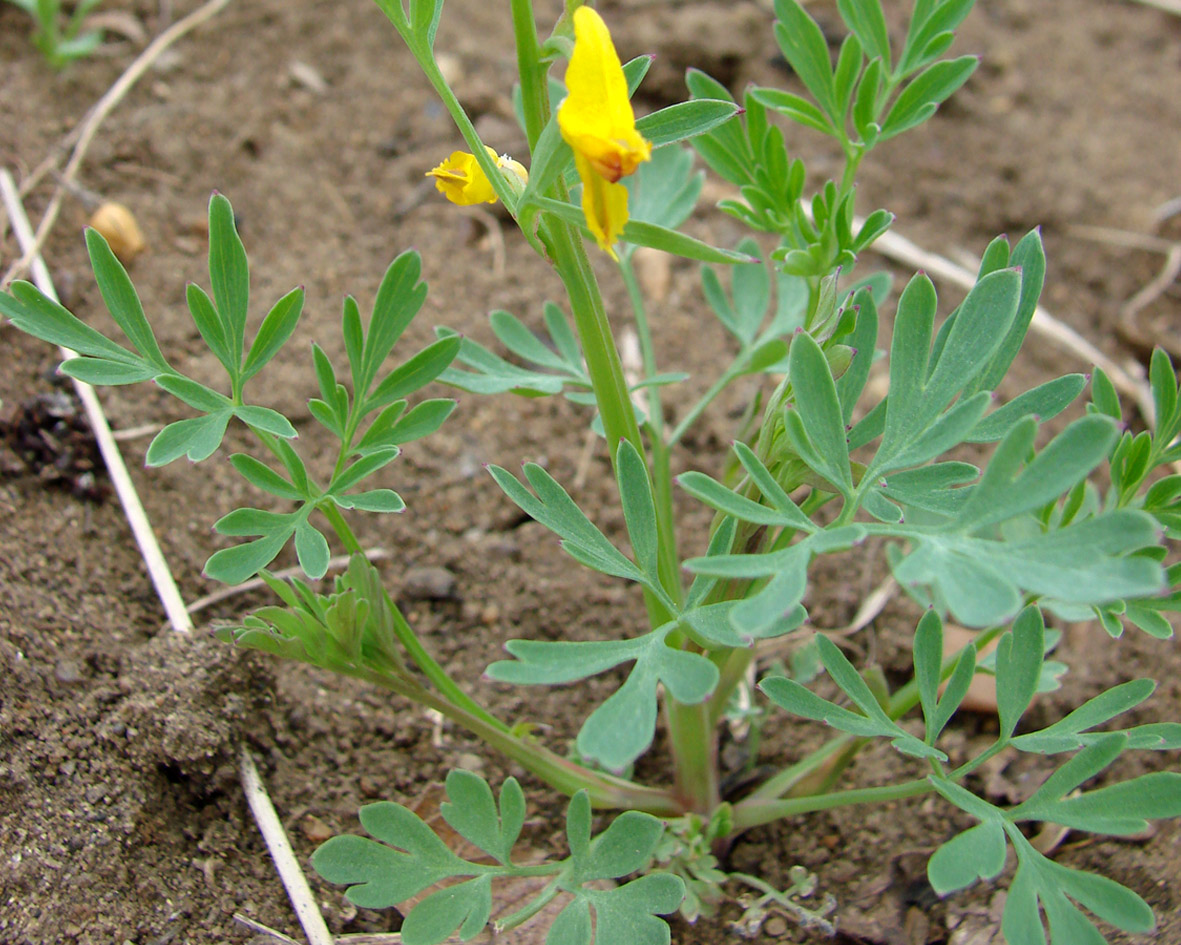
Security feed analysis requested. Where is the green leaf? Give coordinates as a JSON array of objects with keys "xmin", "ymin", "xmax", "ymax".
[
  {"xmin": 437, "ymin": 771, "xmax": 499, "ymax": 861},
  {"xmin": 342, "ymin": 295, "xmax": 365, "ymax": 391},
  {"xmin": 207, "ymin": 193, "xmax": 250, "ymax": 367},
  {"xmin": 913, "ymin": 610, "xmax": 943, "ymax": 743},
  {"xmin": 958, "ymin": 415, "xmax": 1117, "ymax": 528},
  {"xmin": 145, "ymin": 410, "xmax": 232, "ymax": 465},
  {"xmin": 624, "ymin": 145, "xmax": 703, "ymax": 233},
  {"xmin": 634, "ymin": 99, "xmax": 741, "ymax": 148},
  {"xmin": 401, "ymin": 875, "xmax": 491, "ymax": 945},
  {"xmin": 548, "ymin": 899, "xmax": 592, "ymax": 945},
  {"xmin": 2, "ymin": 281, "xmax": 147, "ymax": 365},
  {"xmin": 155, "ymin": 374, "xmax": 230, "ymax": 412},
  {"xmin": 787, "ymin": 331, "xmax": 853, "ymax": 495},
  {"xmin": 772, "ymin": 0, "xmax": 837, "ymax": 122},
  {"xmin": 1089, "ymin": 366, "xmax": 1122, "ymax": 420},
  {"xmin": 311, "ymin": 801, "xmax": 470, "ymax": 909},
  {"xmin": 615, "ymin": 439, "xmax": 660, "ymax": 584},
  {"xmin": 879, "ymin": 56, "xmax": 977, "ymax": 141},
  {"xmin": 677, "ymin": 472, "xmax": 810, "ymax": 530},
  {"xmin": 835, "ymin": 287, "xmax": 879, "ymax": 424},
  {"xmin": 877, "ymin": 269, "xmax": 1020, "ymax": 473},
  {"xmin": 489, "ymin": 309, "xmax": 570, "ymax": 371},
  {"xmin": 234, "ymin": 405, "xmax": 298, "ymax": 438},
  {"xmin": 582, "ymin": 874, "xmax": 684, "ymax": 945},
  {"xmin": 294, "ymin": 519, "xmax": 331, "ymax": 579},
  {"xmin": 487, "ymin": 622, "xmax": 716, "ymax": 771},
  {"xmin": 486, "ymin": 464, "xmax": 647, "ymax": 588},
  {"xmin": 761, "ymin": 671, "xmax": 944, "ymax": 760},
  {"xmin": 203, "ymin": 531, "xmax": 291, "ymax": 584},
  {"xmin": 332, "ymin": 448, "xmax": 400, "ymax": 494},
  {"xmin": 334, "ymin": 489, "xmax": 406, "ymax": 513},
  {"xmin": 230, "ymin": 453, "xmax": 305, "ymax": 500},
  {"xmin": 931, "ymin": 643, "xmax": 978, "ymax": 742},
  {"xmin": 732, "ymin": 441, "xmax": 817, "ymax": 533},
  {"xmin": 968, "ymin": 230, "xmax": 1048, "ymax": 395},
  {"xmin": 438, "ymin": 329, "xmax": 572, "ymax": 396},
  {"xmin": 928, "ymin": 820, "xmax": 1006, "ymax": 895},
  {"xmin": 967, "ymin": 374, "xmax": 1087, "ymax": 443},
  {"xmin": 186, "ymin": 283, "xmax": 236, "ymax": 376},
  {"xmin": 892, "ymin": 511, "xmax": 1163, "ymax": 627},
  {"xmin": 242, "ymin": 286, "xmax": 304, "ymax": 381},
  {"xmin": 838, "ymin": 0, "xmax": 891, "ymax": 68},
  {"xmin": 994, "ymin": 606, "xmax": 1045, "ymax": 739},
  {"xmin": 360, "ymin": 251, "xmax": 429, "ymax": 396},
  {"xmin": 85, "ymin": 227, "xmax": 168, "ymax": 370},
  {"xmin": 749, "ymin": 88, "xmax": 835, "ymax": 135},
  {"xmin": 1012, "ymin": 679, "xmax": 1157, "ymax": 754},
  {"xmin": 581, "ymin": 811, "xmax": 664, "ymax": 881},
  {"xmin": 384, "ymin": 399, "xmax": 456, "ymax": 447},
  {"xmin": 60, "ymin": 357, "xmax": 155, "ymax": 385}
]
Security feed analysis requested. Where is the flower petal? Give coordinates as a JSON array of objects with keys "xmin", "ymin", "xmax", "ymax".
[
  {"xmin": 576, "ymin": 153, "xmax": 628, "ymax": 260},
  {"xmin": 558, "ymin": 6, "xmax": 651, "ymax": 183},
  {"xmin": 426, "ymin": 148, "xmax": 499, "ymax": 205}
]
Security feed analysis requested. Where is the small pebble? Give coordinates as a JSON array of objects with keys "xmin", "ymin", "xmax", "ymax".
[
  {"xmin": 301, "ymin": 814, "xmax": 334, "ymax": 843},
  {"xmin": 455, "ymin": 752, "xmax": 484, "ymax": 772},
  {"xmin": 402, "ymin": 567, "xmax": 458, "ymax": 601},
  {"xmin": 54, "ymin": 659, "xmax": 84, "ymax": 684}
]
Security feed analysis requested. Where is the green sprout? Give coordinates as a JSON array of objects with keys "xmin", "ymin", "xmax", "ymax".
[{"xmin": 5, "ymin": 0, "xmax": 104, "ymax": 68}]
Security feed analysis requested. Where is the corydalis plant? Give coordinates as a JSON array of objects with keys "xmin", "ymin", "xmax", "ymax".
[{"xmin": 2, "ymin": 1, "xmax": 1179, "ymax": 943}]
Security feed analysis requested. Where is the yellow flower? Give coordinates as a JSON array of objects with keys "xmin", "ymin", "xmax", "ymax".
[
  {"xmin": 426, "ymin": 147, "xmax": 529, "ymax": 206},
  {"xmin": 557, "ymin": 5, "xmax": 652, "ymax": 258}
]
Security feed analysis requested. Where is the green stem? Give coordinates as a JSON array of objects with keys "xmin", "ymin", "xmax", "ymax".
[
  {"xmin": 731, "ymin": 777, "xmax": 931, "ymax": 831},
  {"xmin": 509, "ymin": 0, "xmax": 549, "ymax": 151},
  {"xmin": 415, "ymin": 46, "xmax": 518, "ymax": 212},
  {"xmin": 496, "ymin": 877, "xmax": 563, "ymax": 933},
  {"xmin": 359, "ymin": 665, "xmax": 681, "ymax": 813},
  {"xmin": 320, "ymin": 502, "xmax": 364, "ymax": 555},
  {"xmin": 667, "ymin": 365, "xmax": 740, "ymax": 448},
  {"xmin": 619, "ymin": 254, "xmax": 682, "ymax": 607}
]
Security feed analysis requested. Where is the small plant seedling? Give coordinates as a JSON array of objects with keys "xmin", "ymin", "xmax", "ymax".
[
  {"xmin": 3, "ymin": 1, "xmax": 1180, "ymax": 943},
  {"xmin": 5, "ymin": 0, "xmax": 104, "ymax": 68}
]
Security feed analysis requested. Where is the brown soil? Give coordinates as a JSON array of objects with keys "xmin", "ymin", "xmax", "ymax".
[{"xmin": 2, "ymin": 0, "xmax": 1179, "ymax": 943}]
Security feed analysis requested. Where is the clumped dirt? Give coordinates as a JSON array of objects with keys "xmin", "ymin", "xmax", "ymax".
[{"xmin": 1, "ymin": 0, "xmax": 1179, "ymax": 943}]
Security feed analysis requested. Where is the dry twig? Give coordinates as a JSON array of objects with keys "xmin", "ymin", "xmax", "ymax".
[
  {"xmin": 240, "ymin": 748, "xmax": 337, "ymax": 945},
  {"xmin": 1127, "ymin": 0, "xmax": 1181, "ymax": 15}
]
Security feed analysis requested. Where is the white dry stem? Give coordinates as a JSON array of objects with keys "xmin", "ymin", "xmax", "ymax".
[
  {"xmin": 0, "ymin": 169, "xmax": 194, "ymax": 633},
  {"xmin": 1127, "ymin": 0, "xmax": 1181, "ymax": 14},
  {"xmin": 2, "ymin": 0, "xmax": 234, "ymax": 287},
  {"xmin": 239, "ymin": 748, "xmax": 337, "ymax": 945}
]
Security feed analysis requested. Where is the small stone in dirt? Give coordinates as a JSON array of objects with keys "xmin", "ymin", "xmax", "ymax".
[
  {"xmin": 456, "ymin": 752, "xmax": 484, "ymax": 772},
  {"xmin": 54, "ymin": 658, "xmax": 85, "ymax": 683},
  {"xmin": 85, "ymin": 784, "xmax": 109, "ymax": 804},
  {"xmin": 358, "ymin": 775, "xmax": 382, "ymax": 797},
  {"xmin": 764, "ymin": 915, "xmax": 788, "ymax": 938},
  {"xmin": 300, "ymin": 814, "xmax": 334, "ymax": 843},
  {"xmin": 402, "ymin": 567, "xmax": 458, "ymax": 601}
]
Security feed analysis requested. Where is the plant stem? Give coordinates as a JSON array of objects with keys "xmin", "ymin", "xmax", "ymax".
[
  {"xmin": 509, "ymin": 0, "xmax": 549, "ymax": 151},
  {"xmin": 359, "ymin": 665, "xmax": 681, "ymax": 814},
  {"xmin": 619, "ymin": 253, "xmax": 682, "ymax": 606},
  {"xmin": 667, "ymin": 365, "xmax": 740, "ymax": 448},
  {"xmin": 730, "ymin": 777, "xmax": 931, "ymax": 831}
]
